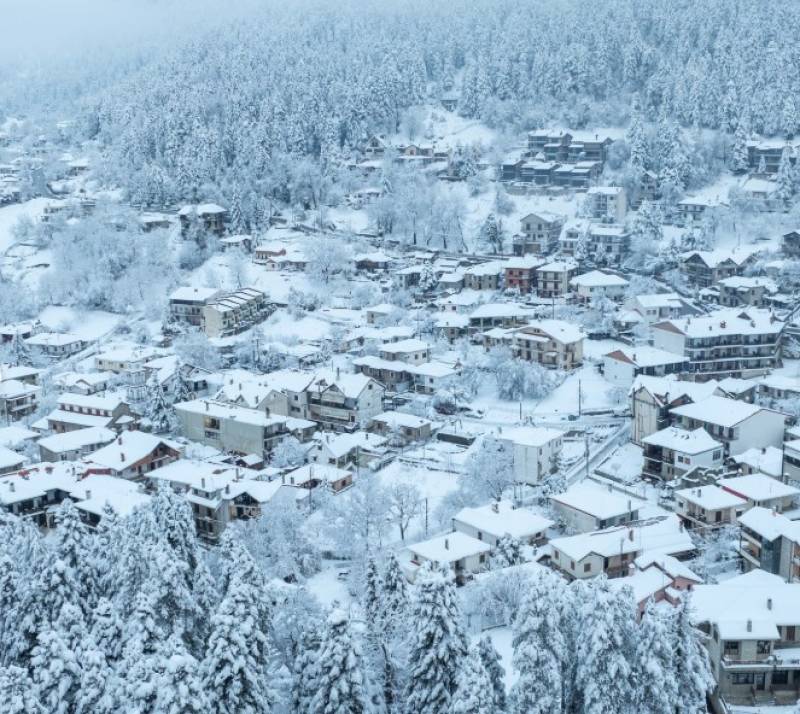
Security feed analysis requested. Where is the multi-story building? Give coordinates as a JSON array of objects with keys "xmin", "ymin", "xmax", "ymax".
[
  {"xmin": 512, "ymin": 320, "xmax": 584, "ymax": 370},
  {"xmin": 628, "ymin": 292, "xmax": 699, "ymax": 324},
  {"xmin": 0, "ymin": 379, "xmax": 39, "ymax": 420},
  {"xmin": 202, "ymin": 288, "xmax": 269, "ymax": 338},
  {"xmin": 669, "ymin": 395, "xmax": 786, "ymax": 457},
  {"xmin": 692, "ymin": 570, "xmax": 800, "ymax": 706},
  {"xmin": 738, "ymin": 507, "xmax": 800, "ymax": 582},
  {"xmin": 452, "ymin": 500, "xmax": 553, "ymax": 547},
  {"xmin": 178, "ymin": 203, "xmax": 227, "ymax": 238},
  {"xmin": 536, "ymin": 259, "xmax": 579, "ymax": 298},
  {"xmin": 504, "ymin": 256, "xmax": 545, "ymax": 293},
  {"xmin": 674, "ymin": 484, "xmax": 747, "ymax": 528},
  {"xmin": 306, "ymin": 372, "xmax": 384, "ymax": 432},
  {"xmin": 746, "ymin": 138, "xmax": 799, "ymax": 173},
  {"xmin": 652, "ymin": 309, "xmax": 784, "ymax": 379},
  {"xmin": 168, "ymin": 287, "xmax": 223, "ymax": 327},
  {"xmin": 550, "ymin": 481, "xmax": 646, "ymax": 533},
  {"xmin": 462, "ymin": 262, "xmax": 504, "ymax": 290},
  {"xmin": 602, "ymin": 347, "xmax": 688, "ymax": 388},
  {"xmin": 641, "ymin": 427, "xmax": 723, "ymax": 482},
  {"xmin": 497, "ymin": 426, "xmax": 564, "ymax": 485},
  {"xmin": 586, "ymin": 186, "xmax": 627, "ymax": 223},
  {"xmin": 46, "ymin": 394, "xmax": 134, "ymax": 433},
  {"xmin": 716, "ymin": 276, "xmax": 777, "ymax": 308},
  {"xmin": 513, "ymin": 212, "xmax": 565, "ymax": 255},
  {"xmin": 569, "ymin": 270, "xmax": 629, "ymax": 303},
  {"xmin": 680, "ymin": 249, "xmax": 756, "ymax": 288}
]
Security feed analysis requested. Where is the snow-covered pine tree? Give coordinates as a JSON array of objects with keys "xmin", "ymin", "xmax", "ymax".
[
  {"xmin": 510, "ymin": 572, "xmax": 565, "ymax": 714},
  {"xmin": 452, "ymin": 645, "xmax": 494, "ymax": 714},
  {"xmin": 0, "ymin": 665, "xmax": 42, "ymax": 714},
  {"xmin": 633, "ymin": 600, "xmax": 678, "ymax": 714},
  {"xmin": 291, "ymin": 625, "xmax": 321, "ymax": 714},
  {"xmin": 730, "ymin": 121, "xmax": 749, "ymax": 173},
  {"xmin": 404, "ymin": 562, "xmax": 468, "ymax": 714},
  {"xmin": 574, "ymin": 579, "xmax": 638, "ymax": 714},
  {"xmin": 145, "ymin": 371, "xmax": 175, "ymax": 434},
  {"xmin": 476, "ymin": 635, "xmax": 506, "ymax": 712},
  {"xmin": 74, "ymin": 640, "xmax": 115, "ymax": 714},
  {"xmin": 89, "ymin": 597, "xmax": 124, "ymax": 665},
  {"xmin": 776, "ymin": 147, "xmax": 796, "ymax": 204},
  {"xmin": 381, "ymin": 552, "xmax": 408, "ymax": 639},
  {"xmin": 172, "ymin": 360, "xmax": 194, "ymax": 403},
  {"xmin": 52, "ymin": 498, "xmax": 96, "ymax": 612},
  {"xmin": 155, "ymin": 636, "xmax": 209, "ymax": 714},
  {"xmin": 201, "ymin": 570, "xmax": 271, "ymax": 714},
  {"xmin": 672, "ymin": 595, "xmax": 714, "ymax": 714},
  {"xmin": 491, "ymin": 534, "xmax": 523, "ymax": 570},
  {"xmin": 311, "ymin": 608, "xmax": 369, "ymax": 714},
  {"xmin": 363, "ymin": 556, "xmax": 383, "ymax": 642},
  {"xmin": 90, "ymin": 505, "xmax": 120, "ymax": 600},
  {"xmin": 30, "ymin": 623, "xmax": 82, "ymax": 714}
]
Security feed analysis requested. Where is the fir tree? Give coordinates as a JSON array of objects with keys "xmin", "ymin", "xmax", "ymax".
[
  {"xmin": 404, "ymin": 562, "xmax": 468, "ymax": 714},
  {"xmin": 363, "ymin": 556, "xmax": 383, "ymax": 643},
  {"xmin": 633, "ymin": 601, "xmax": 678, "ymax": 714},
  {"xmin": 90, "ymin": 598, "xmax": 124, "ymax": 664},
  {"xmin": 730, "ymin": 121, "xmax": 749, "ymax": 173},
  {"xmin": 673, "ymin": 595, "xmax": 714, "ymax": 714},
  {"xmin": 776, "ymin": 147, "xmax": 795, "ymax": 204},
  {"xmin": 477, "ymin": 635, "xmax": 506, "ymax": 712},
  {"xmin": 155, "ymin": 637, "xmax": 210, "ymax": 714},
  {"xmin": 74, "ymin": 641, "xmax": 115, "ymax": 714},
  {"xmin": 201, "ymin": 571, "xmax": 271, "ymax": 714},
  {"xmin": 575, "ymin": 579, "xmax": 638, "ymax": 714},
  {"xmin": 510, "ymin": 573, "xmax": 565, "ymax": 714},
  {"xmin": 491, "ymin": 534, "xmax": 523, "ymax": 570},
  {"xmin": 452, "ymin": 646, "xmax": 494, "ymax": 714},
  {"xmin": 30, "ymin": 625, "xmax": 82, "ymax": 714},
  {"xmin": 0, "ymin": 665, "xmax": 42, "ymax": 714},
  {"xmin": 312, "ymin": 608, "xmax": 369, "ymax": 714},
  {"xmin": 291, "ymin": 626, "xmax": 321, "ymax": 714},
  {"xmin": 145, "ymin": 371, "xmax": 175, "ymax": 433}
]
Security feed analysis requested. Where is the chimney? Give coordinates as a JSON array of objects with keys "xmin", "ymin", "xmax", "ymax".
[
  {"xmin": 117, "ymin": 436, "xmax": 122, "ymax": 445},
  {"xmin": 444, "ymin": 538, "xmax": 449, "ymax": 550},
  {"xmin": 608, "ymin": 483, "xmax": 612, "ymax": 492},
  {"xmin": 120, "ymin": 452, "xmax": 125, "ymax": 462},
  {"xmin": 225, "ymin": 484, "xmax": 230, "ymax": 494},
  {"xmin": 201, "ymin": 477, "xmax": 206, "ymax": 489},
  {"xmin": 767, "ymin": 598, "xmax": 773, "ymax": 611},
  {"xmin": 336, "ymin": 366, "xmax": 341, "ymax": 380},
  {"xmin": 746, "ymin": 619, "xmax": 752, "ymax": 632},
  {"xmin": 492, "ymin": 502, "xmax": 499, "ymax": 513},
  {"xmin": 85, "ymin": 489, "xmax": 91, "ymax": 500},
  {"xmin": 628, "ymin": 528, "xmax": 634, "ymax": 541},
  {"xmin": 627, "ymin": 499, "xmax": 632, "ymax": 511},
  {"xmin": 205, "ymin": 402, "xmax": 209, "ymax": 412},
  {"xmin": 9, "ymin": 482, "xmax": 14, "ymax": 493}
]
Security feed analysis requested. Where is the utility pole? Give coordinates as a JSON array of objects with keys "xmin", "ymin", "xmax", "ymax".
[
  {"xmin": 424, "ymin": 497, "xmax": 429, "ymax": 537},
  {"xmin": 578, "ymin": 378, "xmax": 582, "ymax": 417},
  {"xmin": 585, "ymin": 433, "xmax": 590, "ymax": 481}
]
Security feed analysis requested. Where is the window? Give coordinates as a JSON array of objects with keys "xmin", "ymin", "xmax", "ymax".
[
  {"xmin": 756, "ymin": 640, "xmax": 771, "ymax": 654},
  {"xmin": 786, "ymin": 626, "xmax": 796, "ymax": 641},
  {"xmin": 570, "ymin": 561, "xmax": 575, "ymax": 570},
  {"xmin": 724, "ymin": 641, "xmax": 740, "ymax": 656},
  {"xmin": 583, "ymin": 563, "xmax": 591, "ymax": 573},
  {"xmin": 730, "ymin": 673, "xmax": 753, "ymax": 685}
]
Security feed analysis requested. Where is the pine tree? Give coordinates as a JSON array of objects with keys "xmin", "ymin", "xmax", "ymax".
[
  {"xmin": 758, "ymin": 155, "xmax": 767, "ymax": 174},
  {"xmin": 633, "ymin": 601, "xmax": 678, "ymax": 714},
  {"xmin": 490, "ymin": 535, "xmax": 523, "ymax": 570},
  {"xmin": 452, "ymin": 646, "xmax": 494, "ymax": 714},
  {"xmin": 201, "ymin": 571, "xmax": 271, "ymax": 714},
  {"xmin": 172, "ymin": 360, "xmax": 194, "ymax": 403},
  {"xmin": 477, "ymin": 635, "xmax": 506, "ymax": 712},
  {"xmin": 8, "ymin": 332, "xmax": 30, "ymax": 368},
  {"xmin": 291, "ymin": 626, "xmax": 321, "ymax": 714},
  {"xmin": 311, "ymin": 608, "xmax": 369, "ymax": 714},
  {"xmin": 145, "ymin": 371, "xmax": 175, "ymax": 433},
  {"xmin": 575, "ymin": 579, "xmax": 638, "ymax": 714},
  {"xmin": 89, "ymin": 598, "xmax": 124, "ymax": 664},
  {"xmin": 229, "ymin": 186, "xmax": 246, "ymax": 234},
  {"xmin": 381, "ymin": 553, "xmax": 408, "ymax": 638},
  {"xmin": 510, "ymin": 573, "xmax": 565, "ymax": 714},
  {"xmin": 404, "ymin": 562, "xmax": 468, "ymax": 714},
  {"xmin": 0, "ymin": 665, "xmax": 42, "ymax": 714},
  {"xmin": 30, "ymin": 625, "xmax": 82, "ymax": 714},
  {"xmin": 673, "ymin": 595, "xmax": 714, "ymax": 714},
  {"xmin": 155, "ymin": 636, "xmax": 209, "ymax": 714},
  {"xmin": 91, "ymin": 505, "xmax": 120, "ymax": 600},
  {"xmin": 776, "ymin": 147, "xmax": 795, "ymax": 204},
  {"xmin": 363, "ymin": 556, "xmax": 383, "ymax": 643},
  {"xmin": 74, "ymin": 641, "xmax": 115, "ymax": 714},
  {"xmin": 627, "ymin": 107, "xmax": 649, "ymax": 173},
  {"xmin": 730, "ymin": 121, "xmax": 749, "ymax": 173},
  {"xmin": 51, "ymin": 498, "xmax": 96, "ymax": 612}
]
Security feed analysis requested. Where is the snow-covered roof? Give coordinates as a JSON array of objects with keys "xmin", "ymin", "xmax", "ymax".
[
  {"xmin": 633, "ymin": 552, "xmax": 701, "ymax": 583},
  {"xmin": 315, "ymin": 431, "xmax": 387, "ymax": 459},
  {"xmin": 174, "ymin": 399, "xmax": 288, "ymax": 428},
  {"xmin": 604, "ymin": 346, "xmax": 687, "ymax": 369},
  {"xmin": 675, "ymin": 485, "xmax": 747, "ymax": 511},
  {"xmin": 453, "ymin": 500, "xmax": 553, "ymax": 539},
  {"xmin": 729, "ymin": 446, "xmax": 784, "ymax": 479},
  {"xmin": 169, "ymin": 286, "xmax": 222, "ymax": 302},
  {"xmin": 717, "ymin": 275, "xmax": 777, "ymax": 292},
  {"xmin": 380, "ymin": 339, "xmax": 430, "ymax": 354},
  {"xmin": 311, "ymin": 370, "xmax": 378, "ymax": 399},
  {"xmin": 692, "ymin": 570, "xmax": 800, "ymax": 640},
  {"xmin": 469, "ymin": 302, "xmax": 531, "ymax": 320},
  {"xmin": 0, "ymin": 446, "xmax": 24, "ymax": 471},
  {"xmin": 718, "ymin": 473, "xmax": 799, "ymax": 503},
  {"xmin": 570, "ymin": 270, "xmax": 629, "ymax": 289},
  {"xmin": 371, "ymin": 411, "xmax": 431, "ymax": 429},
  {"xmin": 286, "ymin": 463, "xmax": 351, "ymax": 486},
  {"xmin": 46, "ymin": 409, "xmax": 115, "ymax": 429},
  {"xmin": 550, "ymin": 481, "xmax": 646, "ymax": 520},
  {"xmin": 537, "ymin": 259, "xmax": 579, "ymax": 273},
  {"xmin": 654, "ymin": 308, "xmax": 783, "ymax": 339},
  {"xmin": 84, "ymin": 432, "xmax": 180, "ymax": 472},
  {"xmin": 37, "ymin": 426, "xmax": 116, "ymax": 455},
  {"xmin": 634, "ymin": 292, "xmax": 686, "ymax": 309},
  {"xmin": 642, "ymin": 427, "xmax": 720, "ymax": 455},
  {"xmin": 407, "ymin": 531, "xmax": 491, "ymax": 563},
  {"xmin": 670, "ymin": 395, "xmax": 770, "ymax": 428},
  {"xmin": 499, "ymin": 426, "xmax": 564, "ymax": 448},
  {"xmin": 25, "ymin": 332, "xmax": 85, "ymax": 347},
  {"xmin": 0, "ymin": 426, "xmax": 38, "ymax": 448},
  {"xmin": 680, "ymin": 247, "xmax": 755, "ymax": 268},
  {"xmin": 57, "ymin": 393, "xmax": 125, "ymax": 412},
  {"xmin": 629, "ymin": 374, "xmax": 720, "ymax": 404},
  {"xmin": 737, "ymin": 506, "xmax": 800, "ymax": 542},
  {"xmin": 0, "ymin": 379, "xmax": 39, "ymax": 399},
  {"xmin": 516, "ymin": 319, "xmax": 585, "ymax": 345},
  {"xmin": 551, "ymin": 514, "xmax": 693, "ymax": 561}
]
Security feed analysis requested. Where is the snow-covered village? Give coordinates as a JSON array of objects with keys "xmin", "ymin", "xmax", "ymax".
[{"xmin": 1, "ymin": 0, "xmax": 800, "ymax": 712}]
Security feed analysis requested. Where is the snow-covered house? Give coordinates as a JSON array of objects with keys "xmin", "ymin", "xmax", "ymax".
[
  {"xmin": 504, "ymin": 256, "xmax": 545, "ymax": 294},
  {"xmin": 369, "ymin": 411, "xmax": 433, "ymax": 443},
  {"xmin": 679, "ymin": 248, "xmax": 756, "ymax": 287},
  {"xmin": 669, "ymin": 396, "xmax": 786, "ymax": 457},
  {"xmin": 628, "ymin": 292, "xmax": 698, "ymax": 325},
  {"xmin": 38, "ymin": 426, "xmax": 116, "ymax": 463},
  {"xmin": 168, "ymin": 286, "xmax": 224, "ymax": 327},
  {"xmin": 569, "ymin": 270, "xmax": 629, "ymax": 303},
  {"xmin": 675, "ymin": 484, "xmax": 747, "ymax": 528},
  {"xmin": 83, "ymin": 431, "xmax": 182, "ymax": 480},
  {"xmin": 46, "ymin": 394, "xmax": 134, "ymax": 434},
  {"xmin": 0, "ymin": 378, "xmax": 40, "ymax": 420},
  {"xmin": 513, "ymin": 211, "xmax": 565, "ymax": 255},
  {"xmin": 730, "ymin": 445, "xmax": 783, "ymax": 480},
  {"xmin": 468, "ymin": 303, "xmax": 531, "ymax": 331},
  {"xmin": 652, "ymin": 308, "xmax": 784, "ymax": 379},
  {"xmin": 378, "ymin": 339, "xmax": 431, "ymax": 366},
  {"xmin": 536, "ymin": 260, "xmax": 579, "ymax": 298},
  {"xmin": 306, "ymin": 372, "xmax": 385, "ymax": 432},
  {"xmin": 717, "ymin": 474, "xmax": 799, "ymax": 513},
  {"xmin": 641, "ymin": 427, "xmax": 723, "ymax": 482},
  {"xmin": 404, "ymin": 532, "xmax": 491, "ymax": 583},
  {"xmin": 462, "ymin": 261, "xmax": 505, "ymax": 291},
  {"xmin": 737, "ymin": 507, "xmax": 800, "ymax": 582},
  {"xmin": 716, "ymin": 276, "xmax": 777, "ymax": 308},
  {"xmin": 511, "ymin": 320, "xmax": 584, "ymax": 370},
  {"xmin": 202, "ymin": 287, "xmax": 270, "ymax": 338},
  {"xmin": 496, "ymin": 426, "xmax": 564, "ymax": 485},
  {"xmin": 610, "ymin": 554, "xmax": 701, "ymax": 614},
  {"xmin": 309, "ymin": 430, "xmax": 387, "ymax": 468},
  {"xmin": 452, "ymin": 500, "xmax": 552, "ymax": 547},
  {"xmin": 284, "ymin": 463, "xmax": 353, "ymax": 493},
  {"xmin": 550, "ymin": 514, "xmax": 693, "ymax": 580},
  {"xmin": 549, "ymin": 481, "xmax": 646, "ymax": 533},
  {"xmin": 25, "ymin": 332, "xmax": 88, "ymax": 359},
  {"xmin": 691, "ymin": 570, "xmax": 800, "ymax": 705},
  {"xmin": 603, "ymin": 346, "xmax": 688, "ymax": 388},
  {"xmin": 178, "ymin": 203, "xmax": 227, "ymax": 238},
  {"xmin": 586, "ymin": 186, "xmax": 627, "ymax": 223}
]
